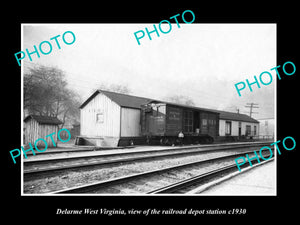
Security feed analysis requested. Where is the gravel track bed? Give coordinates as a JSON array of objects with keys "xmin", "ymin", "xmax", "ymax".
[
  {"xmin": 90, "ymin": 159, "xmax": 242, "ymax": 194},
  {"xmin": 23, "ymin": 147, "xmax": 266, "ymax": 194}
]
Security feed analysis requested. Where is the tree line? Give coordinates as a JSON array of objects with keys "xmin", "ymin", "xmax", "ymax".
[
  {"xmin": 24, "ymin": 65, "xmax": 81, "ymax": 128},
  {"xmin": 24, "ymin": 64, "xmax": 196, "ymax": 128}
]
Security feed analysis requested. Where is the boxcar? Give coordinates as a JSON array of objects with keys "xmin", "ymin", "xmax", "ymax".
[{"xmin": 141, "ymin": 100, "xmax": 219, "ymax": 145}]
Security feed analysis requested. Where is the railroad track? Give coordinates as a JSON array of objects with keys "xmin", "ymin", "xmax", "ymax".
[
  {"xmin": 24, "ymin": 142, "xmax": 271, "ymax": 177},
  {"xmin": 147, "ymin": 159, "xmax": 274, "ymax": 194},
  {"xmin": 50, "ymin": 149, "xmax": 274, "ymax": 194}
]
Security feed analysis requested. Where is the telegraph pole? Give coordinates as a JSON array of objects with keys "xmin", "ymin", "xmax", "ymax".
[{"xmin": 245, "ymin": 103, "xmax": 259, "ymax": 117}]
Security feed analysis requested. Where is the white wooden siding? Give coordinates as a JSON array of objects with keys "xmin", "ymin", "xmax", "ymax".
[
  {"xmin": 120, "ymin": 108, "xmax": 141, "ymax": 137},
  {"xmin": 219, "ymin": 119, "xmax": 259, "ymax": 136},
  {"xmin": 219, "ymin": 120, "xmax": 225, "ymax": 136},
  {"xmin": 231, "ymin": 121, "xmax": 239, "ymax": 136},
  {"xmin": 241, "ymin": 122, "xmax": 259, "ymax": 136},
  {"xmin": 80, "ymin": 93, "xmax": 121, "ymax": 137}
]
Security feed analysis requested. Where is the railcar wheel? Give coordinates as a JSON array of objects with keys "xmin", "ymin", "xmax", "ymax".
[{"xmin": 163, "ymin": 138, "xmax": 170, "ymax": 146}]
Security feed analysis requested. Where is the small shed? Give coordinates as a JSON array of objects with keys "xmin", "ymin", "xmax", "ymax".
[{"xmin": 24, "ymin": 115, "xmax": 62, "ymax": 147}]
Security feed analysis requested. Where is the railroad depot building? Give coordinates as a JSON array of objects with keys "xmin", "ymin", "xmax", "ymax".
[
  {"xmin": 79, "ymin": 90, "xmax": 260, "ymax": 147},
  {"xmin": 79, "ymin": 90, "xmax": 152, "ymax": 147}
]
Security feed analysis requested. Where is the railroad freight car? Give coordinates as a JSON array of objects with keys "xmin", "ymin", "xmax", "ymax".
[{"xmin": 141, "ymin": 100, "xmax": 219, "ymax": 145}]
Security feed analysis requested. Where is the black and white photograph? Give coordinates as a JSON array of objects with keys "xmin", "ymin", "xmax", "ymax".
[
  {"xmin": 3, "ymin": 5, "xmax": 298, "ymax": 221},
  {"xmin": 21, "ymin": 23, "xmax": 276, "ymax": 195}
]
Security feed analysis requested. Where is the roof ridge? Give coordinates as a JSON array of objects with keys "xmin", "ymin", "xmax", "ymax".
[
  {"xmin": 98, "ymin": 89, "xmax": 153, "ymax": 100},
  {"xmin": 210, "ymin": 109, "xmax": 249, "ymax": 116}
]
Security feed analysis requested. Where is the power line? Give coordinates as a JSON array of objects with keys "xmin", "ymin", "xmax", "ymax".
[{"xmin": 245, "ymin": 103, "xmax": 259, "ymax": 118}]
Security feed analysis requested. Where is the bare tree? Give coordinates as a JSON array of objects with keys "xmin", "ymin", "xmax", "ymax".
[
  {"xmin": 164, "ymin": 95, "xmax": 195, "ymax": 106},
  {"xmin": 98, "ymin": 83, "xmax": 131, "ymax": 94},
  {"xmin": 24, "ymin": 65, "xmax": 80, "ymax": 127}
]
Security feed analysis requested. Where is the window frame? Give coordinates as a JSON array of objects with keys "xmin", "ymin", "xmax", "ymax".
[{"xmin": 96, "ymin": 113, "xmax": 104, "ymax": 123}]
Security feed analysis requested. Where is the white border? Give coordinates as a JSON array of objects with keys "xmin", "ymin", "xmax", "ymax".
[{"xmin": 21, "ymin": 23, "xmax": 24, "ymax": 195}]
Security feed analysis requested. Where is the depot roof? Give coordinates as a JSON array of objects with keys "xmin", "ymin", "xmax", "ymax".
[
  {"xmin": 80, "ymin": 90, "xmax": 259, "ymax": 123},
  {"xmin": 210, "ymin": 109, "xmax": 259, "ymax": 123},
  {"xmin": 80, "ymin": 90, "xmax": 153, "ymax": 109},
  {"xmin": 147, "ymin": 100, "xmax": 219, "ymax": 114}
]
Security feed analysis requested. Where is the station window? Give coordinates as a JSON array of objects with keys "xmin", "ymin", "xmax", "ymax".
[
  {"xmin": 254, "ymin": 125, "xmax": 257, "ymax": 135},
  {"xmin": 246, "ymin": 125, "xmax": 251, "ymax": 136},
  {"xmin": 225, "ymin": 121, "xmax": 231, "ymax": 135},
  {"xmin": 202, "ymin": 118, "xmax": 207, "ymax": 126},
  {"xmin": 96, "ymin": 113, "xmax": 104, "ymax": 123}
]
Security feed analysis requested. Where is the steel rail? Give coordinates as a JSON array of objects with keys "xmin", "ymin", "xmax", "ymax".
[
  {"xmin": 24, "ymin": 142, "xmax": 271, "ymax": 176},
  {"xmin": 147, "ymin": 164, "xmax": 238, "ymax": 194},
  {"xmin": 24, "ymin": 141, "xmax": 272, "ymax": 156},
  {"xmin": 147, "ymin": 157, "xmax": 274, "ymax": 194},
  {"xmin": 25, "ymin": 141, "xmax": 272, "ymax": 163},
  {"xmin": 50, "ymin": 150, "xmax": 267, "ymax": 194}
]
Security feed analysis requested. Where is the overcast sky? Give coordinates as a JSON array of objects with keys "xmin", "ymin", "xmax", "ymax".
[{"xmin": 22, "ymin": 23, "xmax": 276, "ymax": 119}]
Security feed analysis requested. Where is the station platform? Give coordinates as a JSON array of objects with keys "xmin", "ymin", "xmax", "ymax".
[{"xmin": 190, "ymin": 159, "xmax": 276, "ymax": 195}]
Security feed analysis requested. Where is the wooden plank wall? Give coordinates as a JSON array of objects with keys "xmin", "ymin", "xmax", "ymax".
[
  {"xmin": 38, "ymin": 124, "xmax": 58, "ymax": 147},
  {"xmin": 24, "ymin": 119, "xmax": 39, "ymax": 145},
  {"xmin": 120, "ymin": 107, "xmax": 141, "ymax": 137},
  {"xmin": 24, "ymin": 119, "xmax": 59, "ymax": 148},
  {"xmin": 80, "ymin": 93, "xmax": 121, "ymax": 138}
]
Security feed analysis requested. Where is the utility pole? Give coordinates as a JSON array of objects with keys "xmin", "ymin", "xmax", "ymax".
[{"xmin": 245, "ymin": 103, "xmax": 259, "ymax": 117}]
